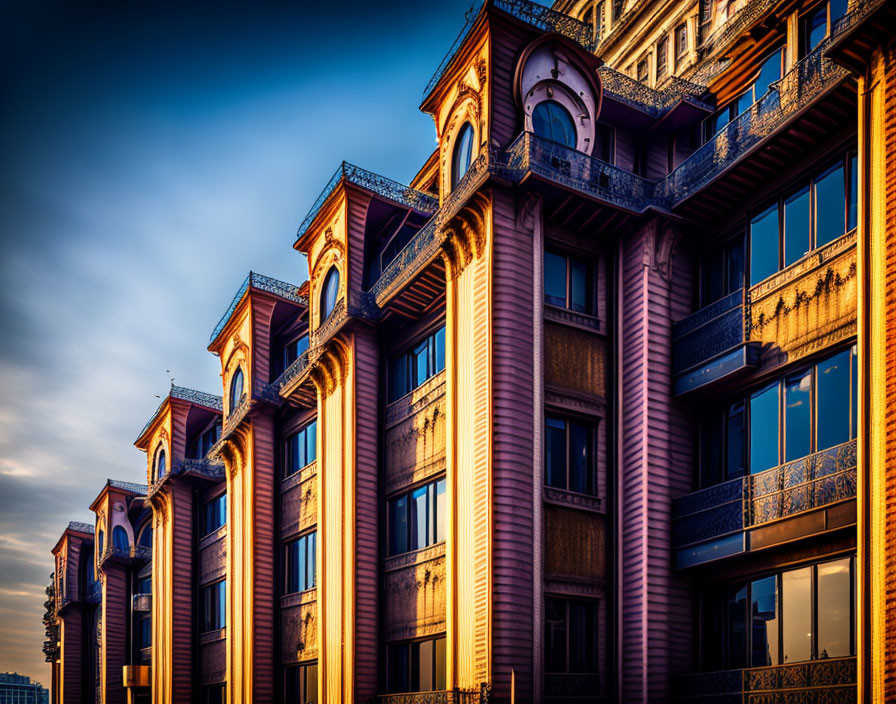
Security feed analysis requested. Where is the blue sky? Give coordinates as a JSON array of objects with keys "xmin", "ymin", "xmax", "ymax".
[{"xmin": 0, "ymin": 0, "xmax": 482, "ymax": 683}]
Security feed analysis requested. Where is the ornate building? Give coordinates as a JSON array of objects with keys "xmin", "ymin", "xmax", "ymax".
[{"xmin": 43, "ymin": 0, "xmax": 896, "ymax": 701}]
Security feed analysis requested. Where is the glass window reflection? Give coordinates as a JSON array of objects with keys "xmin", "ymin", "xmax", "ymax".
[
  {"xmin": 750, "ymin": 384, "xmax": 779, "ymax": 474},
  {"xmin": 751, "ymin": 576, "xmax": 779, "ymax": 666},
  {"xmin": 784, "ymin": 370, "xmax": 811, "ymax": 462}
]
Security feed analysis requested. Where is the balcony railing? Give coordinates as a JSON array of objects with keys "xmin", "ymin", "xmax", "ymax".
[
  {"xmin": 672, "ymin": 439, "xmax": 857, "ymax": 553},
  {"xmin": 544, "ymin": 673, "xmax": 602, "ymax": 700},
  {"xmin": 377, "ymin": 684, "xmax": 491, "ymax": 704},
  {"xmin": 209, "ymin": 272, "xmax": 307, "ymax": 344},
  {"xmin": 673, "ymin": 656, "xmax": 856, "ymax": 702}
]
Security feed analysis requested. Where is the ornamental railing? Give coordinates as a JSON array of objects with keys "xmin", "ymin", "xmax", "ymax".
[
  {"xmin": 673, "ymin": 656, "xmax": 856, "ymax": 701},
  {"xmin": 503, "ymin": 131, "xmax": 658, "ymax": 213},
  {"xmin": 376, "ymin": 684, "xmax": 491, "ymax": 704},
  {"xmin": 598, "ymin": 66, "xmax": 712, "ymax": 118},
  {"xmin": 671, "ymin": 289, "xmax": 748, "ymax": 376},
  {"xmin": 296, "ymin": 162, "xmax": 438, "ymax": 242},
  {"xmin": 209, "ymin": 272, "xmax": 307, "ymax": 344},
  {"xmin": 672, "ymin": 439, "xmax": 857, "ymax": 549},
  {"xmin": 660, "ymin": 37, "xmax": 850, "ymax": 207}
]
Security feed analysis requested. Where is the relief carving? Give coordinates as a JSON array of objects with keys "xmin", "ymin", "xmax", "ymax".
[
  {"xmin": 384, "ymin": 553, "xmax": 446, "ymax": 641},
  {"xmin": 281, "ymin": 597, "xmax": 317, "ymax": 662},
  {"xmin": 385, "ymin": 380, "xmax": 446, "ymax": 493}
]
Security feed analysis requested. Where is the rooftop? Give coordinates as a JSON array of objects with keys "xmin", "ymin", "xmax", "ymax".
[
  {"xmin": 136, "ymin": 385, "xmax": 223, "ymax": 444},
  {"xmin": 209, "ymin": 272, "xmax": 307, "ymax": 345},
  {"xmin": 66, "ymin": 521, "xmax": 94, "ymax": 535}
]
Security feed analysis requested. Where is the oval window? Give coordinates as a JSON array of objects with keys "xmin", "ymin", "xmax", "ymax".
[
  {"xmin": 229, "ymin": 367, "xmax": 245, "ymax": 411},
  {"xmin": 154, "ymin": 446, "xmax": 167, "ymax": 482},
  {"xmin": 321, "ymin": 266, "xmax": 340, "ymax": 321},
  {"xmin": 451, "ymin": 122, "xmax": 475, "ymax": 190},
  {"xmin": 532, "ymin": 100, "xmax": 577, "ymax": 148}
]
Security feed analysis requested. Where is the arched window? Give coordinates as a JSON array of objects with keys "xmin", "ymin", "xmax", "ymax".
[
  {"xmin": 451, "ymin": 122, "xmax": 475, "ymax": 190},
  {"xmin": 80, "ymin": 546, "xmax": 95, "ymax": 595},
  {"xmin": 97, "ymin": 530, "xmax": 105, "ymax": 557},
  {"xmin": 229, "ymin": 367, "xmax": 245, "ymax": 411},
  {"xmin": 112, "ymin": 526, "xmax": 129, "ymax": 552},
  {"xmin": 532, "ymin": 100, "xmax": 577, "ymax": 148},
  {"xmin": 154, "ymin": 446, "xmax": 167, "ymax": 482},
  {"xmin": 320, "ymin": 267, "xmax": 340, "ymax": 322},
  {"xmin": 137, "ymin": 524, "xmax": 152, "ymax": 549}
]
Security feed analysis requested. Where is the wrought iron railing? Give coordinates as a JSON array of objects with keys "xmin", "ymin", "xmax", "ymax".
[
  {"xmin": 544, "ymin": 673, "xmax": 602, "ymax": 699},
  {"xmin": 660, "ymin": 38, "xmax": 850, "ymax": 207},
  {"xmin": 209, "ymin": 272, "xmax": 307, "ymax": 344},
  {"xmin": 673, "ymin": 656, "xmax": 856, "ymax": 701},
  {"xmin": 598, "ymin": 66, "xmax": 713, "ymax": 117},
  {"xmin": 295, "ymin": 162, "xmax": 438, "ymax": 242},
  {"xmin": 671, "ymin": 289, "xmax": 748, "ymax": 376},
  {"xmin": 377, "ymin": 683, "xmax": 490, "ymax": 704},
  {"xmin": 673, "ymin": 439, "xmax": 857, "ymax": 549}
]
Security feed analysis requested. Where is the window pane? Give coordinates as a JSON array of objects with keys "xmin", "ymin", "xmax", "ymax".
[
  {"xmin": 545, "ymin": 252, "xmax": 567, "ymax": 308},
  {"xmin": 830, "ymin": 0, "xmax": 848, "ymax": 24},
  {"xmin": 545, "ymin": 598, "xmax": 567, "ymax": 672},
  {"xmin": 297, "ymin": 537, "xmax": 307, "ymax": 593},
  {"xmin": 390, "ymin": 355, "xmax": 408, "ymax": 402},
  {"xmin": 751, "ymin": 576, "xmax": 779, "ymax": 666},
  {"xmin": 816, "ymin": 350, "xmax": 851, "ymax": 451},
  {"xmin": 784, "ymin": 370, "xmax": 812, "ymax": 462},
  {"xmin": 305, "ymin": 664, "xmax": 318, "ymax": 704},
  {"xmin": 411, "ymin": 486, "xmax": 428, "ymax": 551},
  {"xmin": 815, "ymin": 164, "xmax": 845, "ymax": 247},
  {"xmin": 417, "ymin": 639, "xmax": 434, "ymax": 691},
  {"xmin": 701, "ymin": 591, "xmax": 726, "ymax": 671},
  {"xmin": 413, "ymin": 340, "xmax": 429, "ymax": 388},
  {"xmin": 569, "ymin": 258, "xmax": 588, "ymax": 313},
  {"xmin": 751, "ymin": 205, "xmax": 779, "ymax": 285},
  {"xmin": 726, "ymin": 402, "xmax": 746, "ymax": 480},
  {"xmin": 390, "ymin": 496, "xmax": 408, "ymax": 556},
  {"xmin": 434, "ymin": 638, "xmax": 446, "ymax": 691},
  {"xmin": 568, "ymin": 420, "xmax": 591, "ymax": 494},
  {"xmin": 850, "ymin": 345, "xmax": 858, "ymax": 439},
  {"xmin": 545, "ymin": 416, "xmax": 567, "ymax": 489},
  {"xmin": 286, "ymin": 540, "xmax": 297, "ymax": 593},
  {"xmin": 782, "ymin": 567, "xmax": 813, "ymax": 663},
  {"xmin": 806, "ymin": 8, "xmax": 827, "ymax": 53},
  {"xmin": 387, "ymin": 643, "xmax": 409, "ymax": 693},
  {"xmin": 307, "ymin": 533, "xmax": 316, "ymax": 589},
  {"xmin": 306, "ymin": 421, "xmax": 317, "ymax": 465},
  {"xmin": 568, "ymin": 601, "xmax": 596, "ymax": 672},
  {"xmin": 727, "ymin": 238, "xmax": 745, "ymax": 294},
  {"xmin": 784, "ymin": 187, "xmax": 811, "ymax": 266},
  {"xmin": 702, "ymin": 248, "xmax": 725, "ymax": 306},
  {"xmin": 434, "ymin": 327, "xmax": 446, "ymax": 374},
  {"xmin": 818, "ymin": 557, "xmax": 852, "ymax": 658},
  {"xmin": 750, "ymin": 384, "xmax": 780, "ymax": 473},
  {"xmin": 435, "ymin": 479, "xmax": 446, "ymax": 543},
  {"xmin": 848, "ymin": 152, "xmax": 858, "ymax": 231},
  {"xmin": 728, "ymin": 585, "xmax": 748, "ymax": 668},
  {"xmin": 700, "ymin": 412, "xmax": 724, "ymax": 488},
  {"xmin": 754, "ymin": 49, "xmax": 782, "ymax": 99}
]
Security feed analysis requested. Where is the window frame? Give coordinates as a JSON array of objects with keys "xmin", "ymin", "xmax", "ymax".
[
  {"xmin": 320, "ymin": 266, "xmax": 340, "ymax": 322},
  {"xmin": 387, "ymin": 324, "xmax": 446, "ymax": 403},
  {"xmin": 386, "ymin": 477, "xmax": 447, "ymax": 558},
  {"xmin": 543, "ymin": 248, "xmax": 594, "ymax": 315},
  {"xmin": 386, "ymin": 636, "xmax": 447, "ymax": 694},
  {"xmin": 674, "ymin": 22, "xmax": 688, "ymax": 63},
  {"xmin": 283, "ymin": 419, "xmax": 318, "ymax": 478},
  {"xmin": 284, "ymin": 662, "xmax": 318, "ymax": 704},
  {"xmin": 201, "ymin": 492, "xmax": 227, "ymax": 538},
  {"xmin": 748, "ymin": 150, "xmax": 858, "ymax": 286},
  {"xmin": 656, "ymin": 36, "xmax": 669, "ymax": 81},
  {"xmin": 229, "ymin": 367, "xmax": 245, "ymax": 413},
  {"xmin": 544, "ymin": 413, "xmax": 598, "ymax": 496},
  {"xmin": 451, "ymin": 122, "xmax": 475, "ymax": 190},
  {"xmin": 154, "ymin": 445, "xmax": 167, "ymax": 483},
  {"xmin": 200, "ymin": 579, "xmax": 226, "ymax": 633},
  {"xmin": 544, "ymin": 596, "xmax": 600, "ymax": 675},
  {"xmin": 283, "ymin": 530, "xmax": 317, "ymax": 595}
]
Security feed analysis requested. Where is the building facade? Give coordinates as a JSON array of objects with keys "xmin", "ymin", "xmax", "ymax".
[
  {"xmin": 42, "ymin": 0, "xmax": 896, "ymax": 702},
  {"xmin": 0, "ymin": 674, "xmax": 48, "ymax": 704}
]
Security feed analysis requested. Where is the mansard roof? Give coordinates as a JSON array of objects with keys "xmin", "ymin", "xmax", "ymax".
[
  {"xmin": 135, "ymin": 385, "xmax": 223, "ymax": 446},
  {"xmin": 67, "ymin": 521, "xmax": 94, "ymax": 535},
  {"xmin": 294, "ymin": 162, "xmax": 438, "ymax": 247},
  {"xmin": 88, "ymin": 478, "xmax": 147, "ymax": 512},
  {"xmin": 208, "ymin": 272, "xmax": 307, "ymax": 346}
]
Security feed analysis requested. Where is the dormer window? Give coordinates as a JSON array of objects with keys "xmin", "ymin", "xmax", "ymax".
[
  {"xmin": 229, "ymin": 367, "xmax": 245, "ymax": 412},
  {"xmin": 532, "ymin": 101, "xmax": 577, "ymax": 148},
  {"xmin": 451, "ymin": 122, "xmax": 475, "ymax": 190},
  {"xmin": 154, "ymin": 446, "xmax": 167, "ymax": 482},
  {"xmin": 321, "ymin": 266, "xmax": 339, "ymax": 322}
]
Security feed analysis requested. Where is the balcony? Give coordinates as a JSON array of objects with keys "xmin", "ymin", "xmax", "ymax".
[
  {"xmin": 671, "ymin": 289, "xmax": 760, "ymax": 396},
  {"xmin": 673, "ymin": 440, "xmax": 856, "ymax": 568},
  {"xmin": 545, "ymin": 673, "xmax": 603, "ymax": 702},
  {"xmin": 378, "ymin": 685, "xmax": 491, "ymax": 704},
  {"xmin": 673, "ymin": 656, "xmax": 856, "ymax": 703}
]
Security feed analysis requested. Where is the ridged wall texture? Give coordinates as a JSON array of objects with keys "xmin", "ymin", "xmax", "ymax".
[
  {"xmin": 618, "ymin": 223, "xmax": 693, "ymax": 703},
  {"xmin": 101, "ymin": 567, "xmax": 127, "ymax": 704}
]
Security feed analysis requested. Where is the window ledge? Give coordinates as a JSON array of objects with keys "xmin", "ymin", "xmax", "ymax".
[
  {"xmin": 198, "ymin": 525, "xmax": 227, "ymax": 550},
  {"xmin": 281, "ymin": 461, "xmax": 317, "ymax": 492},
  {"xmin": 544, "ymin": 486, "xmax": 604, "ymax": 514},
  {"xmin": 199, "ymin": 628, "xmax": 226, "ymax": 645},
  {"xmin": 384, "ymin": 542, "xmax": 446, "ymax": 573},
  {"xmin": 385, "ymin": 371, "xmax": 446, "ymax": 429},
  {"xmin": 544, "ymin": 304, "xmax": 603, "ymax": 334},
  {"xmin": 280, "ymin": 587, "xmax": 317, "ymax": 609}
]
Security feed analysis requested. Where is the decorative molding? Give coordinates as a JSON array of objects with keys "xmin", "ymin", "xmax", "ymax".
[
  {"xmin": 543, "ymin": 487, "xmax": 604, "ymax": 514},
  {"xmin": 384, "ymin": 542, "xmax": 446, "ymax": 573}
]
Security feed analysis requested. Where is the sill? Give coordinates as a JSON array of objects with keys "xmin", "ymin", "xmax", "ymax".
[
  {"xmin": 384, "ymin": 542, "xmax": 446, "ymax": 572},
  {"xmin": 544, "ymin": 304, "xmax": 603, "ymax": 334},
  {"xmin": 198, "ymin": 525, "xmax": 227, "ymax": 550},
  {"xmin": 544, "ymin": 486, "xmax": 604, "ymax": 514},
  {"xmin": 280, "ymin": 461, "xmax": 317, "ymax": 492},
  {"xmin": 280, "ymin": 587, "xmax": 317, "ymax": 609},
  {"xmin": 199, "ymin": 628, "xmax": 225, "ymax": 644}
]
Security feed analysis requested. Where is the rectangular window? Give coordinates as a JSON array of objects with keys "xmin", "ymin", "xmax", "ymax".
[
  {"xmin": 612, "ymin": 0, "xmax": 624, "ymax": 22},
  {"xmin": 656, "ymin": 37, "xmax": 668, "ymax": 80},
  {"xmin": 138, "ymin": 615, "xmax": 151, "ymax": 650},
  {"xmin": 784, "ymin": 369, "xmax": 812, "ymax": 462},
  {"xmin": 675, "ymin": 23, "xmax": 688, "ymax": 61},
  {"xmin": 545, "ymin": 415, "xmax": 596, "ymax": 495},
  {"xmin": 284, "ymin": 532, "xmax": 316, "ymax": 594},
  {"xmin": 701, "ymin": 556, "xmax": 856, "ymax": 671},
  {"xmin": 594, "ymin": 1, "xmax": 605, "ymax": 40},
  {"xmin": 750, "ymin": 204, "xmax": 780, "ymax": 286},
  {"xmin": 816, "ymin": 348, "xmax": 853, "ymax": 451},
  {"xmin": 284, "ymin": 662, "xmax": 318, "ymax": 704},
  {"xmin": 814, "ymin": 163, "xmax": 846, "ymax": 248},
  {"xmin": 193, "ymin": 423, "xmax": 221, "ymax": 459},
  {"xmin": 387, "ymin": 478, "xmax": 446, "ymax": 557},
  {"xmin": 750, "ymin": 383, "xmax": 780, "ymax": 474},
  {"xmin": 284, "ymin": 420, "xmax": 317, "ymax": 478},
  {"xmin": 699, "ymin": 401, "xmax": 745, "ymax": 488},
  {"xmin": 386, "ymin": 637, "xmax": 446, "ymax": 693},
  {"xmin": 784, "ymin": 186, "xmax": 811, "ymax": 267},
  {"xmin": 544, "ymin": 597, "xmax": 598, "ymax": 673},
  {"xmin": 388, "ymin": 326, "xmax": 446, "ymax": 402},
  {"xmin": 137, "ymin": 576, "xmax": 151, "ymax": 594},
  {"xmin": 544, "ymin": 250, "xmax": 592, "ymax": 313},
  {"xmin": 636, "ymin": 58, "xmax": 648, "ymax": 83},
  {"xmin": 201, "ymin": 580, "xmax": 225, "ymax": 632},
  {"xmin": 278, "ymin": 334, "xmax": 310, "ymax": 377},
  {"xmin": 202, "ymin": 493, "xmax": 227, "ymax": 537},
  {"xmin": 699, "ymin": 236, "xmax": 745, "ymax": 306},
  {"xmin": 847, "ymin": 151, "xmax": 858, "ymax": 232}
]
